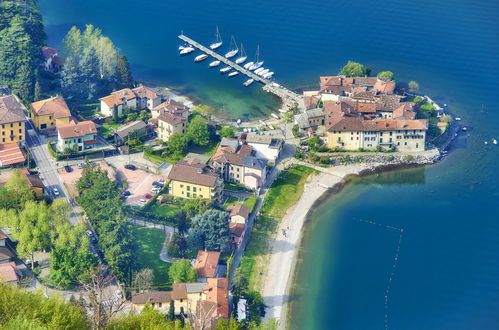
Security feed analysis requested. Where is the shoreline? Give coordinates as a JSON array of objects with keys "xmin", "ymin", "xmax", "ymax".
[{"xmin": 261, "ymin": 157, "xmax": 441, "ymax": 329}]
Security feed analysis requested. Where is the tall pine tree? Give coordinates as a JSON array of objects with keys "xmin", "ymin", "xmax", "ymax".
[{"xmin": 115, "ymin": 55, "xmax": 134, "ymax": 89}]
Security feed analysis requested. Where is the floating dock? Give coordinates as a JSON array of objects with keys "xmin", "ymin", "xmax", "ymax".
[{"xmin": 178, "ymin": 34, "xmax": 304, "ymax": 109}]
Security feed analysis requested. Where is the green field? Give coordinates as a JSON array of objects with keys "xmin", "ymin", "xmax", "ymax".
[
  {"xmin": 131, "ymin": 226, "xmax": 171, "ymax": 289},
  {"xmin": 149, "ymin": 203, "xmax": 182, "ymax": 218}
]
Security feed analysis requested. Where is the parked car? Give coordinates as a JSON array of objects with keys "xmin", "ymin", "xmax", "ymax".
[
  {"xmin": 124, "ymin": 164, "xmax": 136, "ymax": 170},
  {"xmin": 139, "ymin": 199, "xmax": 146, "ymax": 204},
  {"xmin": 145, "ymin": 194, "xmax": 153, "ymax": 199},
  {"xmin": 77, "ymin": 163, "xmax": 83, "ymax": 169},
  {"xmin": 122, "ymin": 190, "xmax": 131, "ymax": 196},
  {"xmin": 64, "ymin": 165, "xmax": 72, "ymax": 173},
  {"xmin": 53, "ymin": 187, "xmax": 60, "ymax": 196},
  {"xmin": 86, "ymin": 230, "xmax": 93, "ymax": 237}
]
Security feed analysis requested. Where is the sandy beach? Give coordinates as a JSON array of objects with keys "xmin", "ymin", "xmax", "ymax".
[{"xmin": 261, "ymin": 162, "xmax": 385, "ymax": 328}]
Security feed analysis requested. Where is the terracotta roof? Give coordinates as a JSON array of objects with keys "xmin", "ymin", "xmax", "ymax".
[
  {"xmin": 133, "ymin": 86, "xmax": 159, "ymax": 100},
  {"xmin": 0, "ymin": 261, "xmax": 18, "ymax": 283},
  {"xmin": 42, "ymin": 46, "xmax": 57, "ymax": 59},
  {"xmin": 0, "ymin": 95, "xmax": 25, "ymax": 125},
  {"xmin": 168, "ymin": 159, "xmax": 220, "ymax": 187},
  {"xmin": 30, "ymin": 96, "xmax": 71, "ymax": 119},
  {"xmin": 112, "ymin": 88, "xmax": 136, "ymax": 100},
  {"xmin": 115, "ymin": 120, "xmax": 147, "ymax": 139},
  {"xmin": 57, "ymin": 121, "xmax": 97, "ymax": 139},
  {"xmin": 303, "ymin": 95, "xmax": 320, "ymax": 110},
  {"xmin": 194, "ymin": 250, "xmax": 220, "ymax": 278},
  {"xmin": 356, "ymin": 102, "xmax": 377, "ymax": 113},
  {"xmin": 0, "ymin": 246, "xmax": 16, "ymax": 262},
  {"xmin": 0, "ymin": 143, "xmax": 25, "ymax": 166},
  {"xmin": 171, "ymin": 283, "xmax": 188, "ymax": 300},
  {"xmin": 0, "ymin": 230, "xmax": 7, "ymax": 240},
  {"xmin": 227, "ymin": 204, "xmax": 250, "ymax": 220},
  {"xmin": 153, "ymin": 99, "xmax": 188, "ymax": 114},
  {"xmin": 21, "ymin": 170, "xmax": 44, "ymax": 189},
  {"xmin": 329, "ymin": 118, "xmax": 428, "ymax": 132},
  {"xmin": 393, "ymin": 102, "xmax": 416, "ymax": 119},
  {"xmin": 374, "ymin": 79, "xmax": 396, "ymax": 94},
  {"xmin": 230, "ymin": 222, "xmax": 245, "ymax": 237},
  {"xmin": 131, "ymin": 291, "xmax": 172, "ymax": 305},
  {"xmin": 157, "ymin": 112, "xmax": 187, "ymax": 126},
  {"xmin": 204, "ymin": 278, "xmax": 229, "ymax": 319},
  {"xmin": 99, "ymin": 88, "xmax": 136, "ymax": 108},
  {"xmin": 212, "ymin": 144, "xmax": 253, "ymax": 167},
  {"xmin": 376, "ymin": 94, "xmax": 404, "ymax": 112}
]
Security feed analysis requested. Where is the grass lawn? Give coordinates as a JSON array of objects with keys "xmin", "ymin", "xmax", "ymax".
[
  {"xmin": 242, "ymin": 195, "xmax": 257, "ymax": 213},
  {"xmin": 188, "ymin": 141, "xmax": 219, "ymax": 157},
  {"xmin": 100, "ymin": 122, "xmax": 121, "ymax": 137},
  {"xmin": 74, "ymin": 102, "xmax": 100, "ymax": 118},
  {"xmin": 224, "ymin": 182, "xmax": 252, "ymax": 193},
  {"xmin": 239, "ymin": 165, "xmax": 317, "ymax": 290},
  {"xmin": 131, "ymin": 226, "xmax": 171, "ymax": 289},
  {"xmin": 148, "ymin": 203, "xmax": 182, "ymax": 218},
  {"xmin": 223, "ymin": 195, "xmax": 239, "ymax": 208}
]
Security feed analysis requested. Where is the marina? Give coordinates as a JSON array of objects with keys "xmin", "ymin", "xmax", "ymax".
[{"xmin": 178, "ymin": 33, "xmax": 304, "ymax": 109}]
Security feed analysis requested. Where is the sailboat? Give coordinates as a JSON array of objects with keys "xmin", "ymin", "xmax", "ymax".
[
  {"xmin": 194, "ymin": 54, "xmax": 208, "ymax": 62},
  {"xmin": 263, "ymin": 72, "xmax": 274, "ymax": 79},
  {"xmin": 220, "ymin": 66, "xmax": 231, "ymax": 74},
  {"xmin": 210, "ymin": 27, "xmax": 223, "ymax": 50},
  {"xmin": 225, "ymin": 36, "xmax": 239, "ymax": 58},
  {"xmin": 248, "ymin": 45, "xmax": 264, "ymax": 70},
  {"xmin": 228, "ymin": 71, "xmax": 239, "ymax": 78},
  {"xmin": 209, "ymin": 60, "xmax": 221, "ymax": 67},
  {"xmin": 179, "ymin": 46, "xmax": 195, "ymax": 55},
  {"xmin": 235, "ymin": 43, "xmax": 247, "ymax": 64},
  {"xmin": 243, "ymin": 79, "xmax": 254, "ymax": 87},
  {"xmin": 244, "ymin": 62, "xmax": 254, "ymax": 69}
]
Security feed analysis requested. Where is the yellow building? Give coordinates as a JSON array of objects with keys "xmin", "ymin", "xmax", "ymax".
[
  {"xmin": 167, "ymin": 159, "xmax": 223, "ymax": 201},
  {"xmin": 157, "ymin": 112, "xmax": 187, "ymax": 142},
  {"xmin": 30, "ymin": 96, "xmax": 71, "ymax": 130},
  {"xmin": 0, "ymin": 95, "xmax": 26, "ymax": 144}
]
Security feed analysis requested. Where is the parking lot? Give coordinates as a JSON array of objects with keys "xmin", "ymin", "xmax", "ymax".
[
  {"xmin": 115, "ymin": 166, "xmax": 165, "ymax": 206},
  {"xmin": 57, "ymin": 160, "xmax": 116, "ymax": 197}
]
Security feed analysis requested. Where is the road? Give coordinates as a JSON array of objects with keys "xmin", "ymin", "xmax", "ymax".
[{"xmin": 24, "ymin": 120, "xmax": 79, "ymax": 225}]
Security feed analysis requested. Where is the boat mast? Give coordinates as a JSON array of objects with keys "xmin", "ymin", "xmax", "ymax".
[
  {"xmin": 230, "ymin": 36, "xmax": 238, "ymax": 50},
  {"xmin": 240, "ymin": 43, "xmax": 246, "ymax": 57},
  {"xmin": 254, "ymin": 45, "xmax": 260, "ymax": 62},
  {"xmin": 215, "ymin": 26, "xmax": 221, "ymax": 43}
]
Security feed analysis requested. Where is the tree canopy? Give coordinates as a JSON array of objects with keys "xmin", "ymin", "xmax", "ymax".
[
  {"xmin": 187, "ymin": 116, "xmax": 210, "ymax": 146},
  {"xmin": 377, "ymin": 71, "xmax": 394, "ymax": 80},
  {"xmin": 189, "ymin": 209, "xmax": 231, "ymax": 251},
  {"xmin": 168, "ymin": 259, "xmax": 198, "ymax": 283},
  {"xmin": 220, "ymin": 126, "xmax": 235, "ymax": 138},
  {"xmin": 339, "ymin": 61, "xmax": 371, "ymax": 77}
]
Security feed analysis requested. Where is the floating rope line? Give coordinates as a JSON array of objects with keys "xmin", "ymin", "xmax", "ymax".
[{"xmin": 357, "ymin": 218, "xmax": 404, "ymax": 330}]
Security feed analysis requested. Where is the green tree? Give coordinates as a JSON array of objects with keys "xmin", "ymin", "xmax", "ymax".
[
  {"xmin": 49, "ymin": 246, "xmax": 96, "ymax": 289},
  {"xmin": 34, "ymin": 79, "xmax": 41, "ymax": 101},
  {"xmin": 3, "ymin": 170, "xmax": 34, "ymax": 209},
  {"xmin": 189, "ymin": 209, "xmax": 231, "ymax": 251},
  {"xmin": 79, "ymin": 48, "xmax": 100, "ymax": 100},
  {"xmin": 181, "ymin": 198, "xmax": 213, "ymax": 218},
  {"xmin": 194, "ymin": 104, "xmax": 215, "ymax": 119},
  {"xmin": 168, "ymin": 259, "xmax": 197, "ymax": 283},
  {"xmin": 186, "ymin": 116, "xmax": 209, "ymax": 146},
  {"xmin": 61, "ymin": 56, "xmax": 84, "ymax": 100},
  {"xmin": 339, "ymin": 61, "xmax": 371, "ymax": 77},
  {"xmin": 132, "ymin": 268, "xmax": 154, "ymax": 291},
  {"xmin": 168, "ymin": 300, "xmax": 175, "ymax": 321},
  {"xmin": 220, "ymin": 126, "xmax": 235, "ymax": 138},
  {"xmin": 408, "ymin": 81, "xmax": 420, "ymax": 93},
  {"xmin": 377, "ymin": 71, "xmax": 394, "ymax": 80},
  {"xmin": 12, "ymin": 63, "xmax": 34, "ymax": 103},
  {"xmin": 167, "ymin": 133, "xmax": 189, "ymax": 156},
  {"xmin": 115, "ymin": 55, "xmax": 134, "ymax": 89}
]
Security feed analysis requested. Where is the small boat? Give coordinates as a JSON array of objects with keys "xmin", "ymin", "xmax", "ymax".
[
  {"xmin": 220, "ymin": 66, "xmax": 231, "ymax": 73},
  {"xmin": 263, "ymin": 72, "xmax": 274, "ymax": 79},
  {"xmin": 493, "ymin": 139, "xmax": 498, "ymax": 145},
  {"xmin": 243, "ymin": 79, "xmax": 254, "ymax": 87},
  {"xmin": 455, "ymin": 117, "xmax": 461, "ymax": 121},
  {"xmin": 248, "ymin": 45, "xmax": 264, "ymax": 70},
  {"xmin": 244, "ymin": 62, "xmax": 254, "ymax": 69},
  {"xmin": 178, "ymin": 44, "xmax": 189, "ymax": 51},
  {"xmin": 235, "ymin": 43, "xmax": 247, "ymax": 64},
  {"xmin": 209, "ymin": 60, "xmax": 221, "ymax": 67},
  {"xmin": 225, "ymin": 36, "xmax": 239, "ymax": 58},
  {"xmin": 228, "ymin": 71, "xmax": 239, "ymax": 78},
  {"xmin": 179, "ymin": 47, "xmax": 195, "ymax": 55},
  {"xmin": 194, "ymin": 54, "xmax": 208, "ymax": 62},
  {"xmin": 484, "ymin": 141, "xmax": 488, "ymax": 145},
  {"xmin": 254, "ymin": 67, "xmax": 265, "ymax": 74},
  {"xmin": 236, "ymin": 119, "xmax": 242, "ymax": 125},
  {"xmin": 249, "ymin": 61, "xmax": 264, "ymax": 71},
  {"xmin": 210, "ymin": 26, "xmax": 223, "ymax": 50},
  {"xmin": 258, "ymin": 69, "xmax": 270, "ymax": 76},
  {"xmin": 271, "ymin": 113, "xmax": 279, "ymax": 120},
  {"xmin": 462, "ymin": 127, "xmax": 467, "ymax": 132}
]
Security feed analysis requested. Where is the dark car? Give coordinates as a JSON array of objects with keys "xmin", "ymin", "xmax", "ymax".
[
  {"xmin": 124, "ymin": 164, "xmax": 136, "ymax": 170},
  {"xmin": 122, "ymin": 190, "xmax": 131, "ymax": 196},
  {"xmin": 64, "ymin": 165, "xmax": 73, "ymax": 173}
]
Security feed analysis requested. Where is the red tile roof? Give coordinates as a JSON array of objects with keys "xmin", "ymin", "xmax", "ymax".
[
  {"xmin": 194, "ymin": 250, "xmax": 220, "ymax": 278},
  {"xmin": 30, "ymin": 96, "xmax": 71, "ymax": 119},
  {"xmin": 0, "ymin": 143, "xmax": 25, "ymax": 166},
  {"xmin": 0, "ymin": 261, "xmax": 18, "ymax": 283},
  {"xmin": 57, "ymin": 121, "xmax": 97, "ymax": 139},
  {"xmin": 168, "ymin": 160, "xmax": 220, "ymax": 187},
  {"xmin": 0, "ymin": 95, "xmax": 25, "ymax": 125},
  {"xmin": 227, "ymin": 204, "xmax": 250, "ymax": 220},
  {"xmin": 204, "ymin": 278, "xmax": 229, "ymax": 319},
  {"xmin": 328, "ymin": 118, "xmax": 428, "ymax": 132}
]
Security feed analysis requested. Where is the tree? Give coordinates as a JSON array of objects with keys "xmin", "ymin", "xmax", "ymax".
[
  {"xmin": 220, "ymin": 126, "xmax": 235, "ymax": 138},
  {"xmin": 3, "ymin": 170, "xmax": 34, "ymax": 209},
  {"xmin": 168, "ymin": 300, "xmax": 175, "ymax": 321},
  {"xmin": 189, "ymin": 209, "xmax": 231, "ymax": 251},
  {"xmin": 107, "ymin": 303, "xmax": 182, "ymax": 329},
  {"xmin": 232, "ymin": 269, "xmax": 249, "ymax": 297},
  {"xmin": 339, "ymin": 61, "xmax": 371, "ymax": 77},
  {"xmin": 377, "ymin": 71, "xmax": 394, "ymax": 80},
  {"xmin": 61, "ymin": 56, "xmax": 84, "ymax": 100},
  {"xmin": 408, "ymin": 81, "xmax": 420, "ymax": 93},
  {"xmin": 187, "ymin": 116, "xmax": 210, "ymax": 146},
  {"xmin": 49, "ymin": 246, "xmax": 96, "ymax": 289},
  {"xmin": 132, "ymin": 268, "xmax": 154, "ymax": 291},
  {"xmin": 168, "ymin": 259, "xmax": 198, "ymax": 283},
  {"xmin": 182, "ymin": 198, "xmax": 213, "ymax": 218},
  {"xmin": 12, "ymin": 63, "xmax": 34, "ymax": 103},
  {"xmin": 79, "ymin": 48, "xmax": 100, "ymax": 100},
  {"xmin": 115, "ymin": 55, "xmax": 134, "ymax": 89},
  {"xmin": 167, "ymin": 133, "xmax": 189, "ymax": 156},
  {"xmin": 194, "ymin": 104, "xmax": 215, "ymax": 119},
  {"xmin": 34, "ymin": 79, "xmax": 41, "ymax": 101}
]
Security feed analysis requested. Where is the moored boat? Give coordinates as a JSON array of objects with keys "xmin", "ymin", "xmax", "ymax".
[
  {"xmin": 243, "ymin": 79, "xmax": 254, "ymax": 86},
  {"xmin": 248, "ymin": 45, "xmax": 264, "ymax": 70},
  {"xmin": 209, "ymin": 60, "xmax": 221, "ymax": 67},
  {"xmin": 235, "ymin": 43, "xmax": 247, "ymax": 64},
  {"xmin": 210, "ymin": 26, "xmax": 223, "ymax": 50},
  {"xmin": 225, "ymin": 36, "xmax": 239, "ymax": 58},
  {"xmin": 194, "ymin": 54, "xmax": 208, "ymax": 62},
  {"xmin": 263, "ymin": 72, "xmax": 274, "ymax": 79},
  {"xmin": 228, "ymin": 71, "xmax": 239, "ymax": 77},
  {"xmin": 179, "ymin": 47, "xmax": 195, "ymax": 55},
  {"xmin": 258, "ymin": 69, "xmax": 269, "ymax": 76},
  {"xmin": 244, "ymin": 62, "xmax": 254, "ymax": 69},
  {"xmin": 220, "ymin": 66, "xmax": 231, "ymax": 73},
  {"xmin": 254, "ymin": 67, "xmax": 265, "ymax": 74}
]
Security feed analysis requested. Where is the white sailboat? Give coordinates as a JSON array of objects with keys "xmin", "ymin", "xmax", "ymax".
[
  {"xmin": 220, "ymin": 66, "xmax": 231, "ymax": 73},
  {"xmin": 210, "ymin": 27, "xmax": 223, "ymax": 50},
  {"xmin": 225, "ymin": 36, "xmax": 239, "ymax": 58},
  {"xmin": 254, "ymin": 67, "xmax": 265, "ymax": 75},
  {"xmin": 228, "ymin": 71, "xmax": 239, "ymax": 78},
  {"xmin": 209, "ymin": 60, "xmax": 221, "ymax": 67},
  {"xmin": 263, "ymin": 72, "xmax": 274, "ymax": 79},
  {"xmin": 179, "ymin": 47, "xmax": 195, "ymax": 55},
  {"xmin": 249, "ymin": 45, "xmax": 264, "ymax": 71},
  {"xmin": 235, "ymin": 43, "xmax": 247, "ymax": 64},
  {"xmin": 243, "ymin": 79, "xmax": 254, "ymax": 87},
  {"xmin": 258, "ymin": 69, "xmax": 269, "ymax": 76},
  {"xmin": 194, "ymin": 54, "xmax": 208, "ymax": 62},
  {"xmin": 244, "ymin": 62, "xmax": 254, "ymax": 69}
]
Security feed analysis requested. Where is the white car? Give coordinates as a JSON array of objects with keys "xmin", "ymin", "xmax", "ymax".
[
  {"xmin": 53, "ymin": 187, "xmax": 60, "ymax": 196},
  {"xmin": 139, "ymin": 199, "xmax": 146, "ymax": 204}
]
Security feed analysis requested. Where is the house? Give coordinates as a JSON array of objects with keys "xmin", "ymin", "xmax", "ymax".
[
  {"xmin": 211, "ymin": 139, "xmax": 268, "ymax": 190},
  {"xmin": 229, "ymin": 222, "xmax": 245, "ymax": 248},
  {"xmin": 227, "ymin": 204, "xmax": 250, "ymax": 224},
  {"xmin": 326, "ymin": 117, "xmax": 428, "ymax": 152},
  {"xmin": 21, "ymin": 170, "xmax": 45, "ymax": 197},
  {"xmin": 167, "ymin": 159, "xmax": 223, "ymax": 201},
  {"xmin": 194, "ymin": 250, "xmax": 220, "ymax": 279},
  {"xmin": 294, "ymin": 108, "xmax": 324, "ymax": 134},
  {"xmin": 130, "ymin": 291, "xmax": 172, "ymax": 313},
  {"xmin": 0, "ymin": 230, "xmax": 30, "ymax": 285},
  {"xmin": 203, "ymin": 278, "xmax": 229, "ymax": 319},
  {"xmin": 1, "ymin": 95, "xmax": 26, "ymax": 144},
  {"xmin": 132, "ymin": 86, "xmax": 162, "ymax": 110},
  {"xmin": 157, "ymin": 112, "xmax": 188, "ymax": 142},
  {"xmin": 56, "ymin": 120, "xmax": 98, "ymax": 152},
  {"xmin": 243, "ymin": 133, "xmax": 284, "ymax": 162},
  {"xmin": 0, "ymin": 143, "xmax": 25, "ymax": 167},
  {"xmin": 99, "ymin": 88, "xmax": 137, "ymax": 117},
  {"xmin": 41, "ymin": 46, "xmax": 64, "ymax": 74},
  {"xmin": 30, "ymin": 96, "xmax": 71, "ymax": 130},
  {"xmin": 0, "ymin": 261, "xmax": 19, "ymax": 285},
  {"xmin": 152, "ymin": 99, "xmax": 189, "ymax": 119},
  {"xmin": 114, "ymin": 120, "xmax": 149, "ymax": 144}
]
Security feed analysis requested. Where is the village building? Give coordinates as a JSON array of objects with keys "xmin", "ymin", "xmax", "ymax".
[
  {"xmin": 294, "ymin": 108, "xmax": 324, "ymax": 135},
  {"xmin": 167, "ymin": 159, "xmax": 223, "ymax": 201},
  {"xmin": 151, "ymin": 99, "xmax": 189, "ymax": 119},
  {"xmin": 0, "ymin": 95, "xmax": 26, "ymax": 145},
  {"xmin": 56, "ymin": 120, "xmax": 98, "ymax": 152},
  {"xmin": 0, "ymin": 143, "xmax": 25, "ymax": 167},
  {"xmin": 0, "ymin": 230, "xmax": 29, "ymax": 285},
  {"xmin": 41, "ymin": 46, "xmax": 64, "ymax": 74},
  {"xmin": 132, "ymin": 86, "xmax": 162, "ymax": 110},
  {"xmin": 211, "ymin": 139, "xmax": 268, "ymax": 190},
  {"xmin": 21, "ymin": 169, "xmax": 45, "ymax": 197},
  {"xmin": 226, "ymin": 204, "xmax": 250, "ymax": 248},
  {"xmin": 99, "ymin": 86, "xmax": 162, "ymax": 117},
  {"xmin": 242, "ymin": 133, "xmax": 283, "ymax": 162},
  {"xmin": 113, "ymin": 120, "xmax": 150, "ymax": 144},
  {"xmin": 194, "ymin": 250, "xmax": 221, "ymax": 279},
  {"xmin": 156, "ymin": 112, "xmax": 188, "ymax": 142},
  {"xmin": 30, "ymin": 96, "xmax": 71, "ymax": 130}
]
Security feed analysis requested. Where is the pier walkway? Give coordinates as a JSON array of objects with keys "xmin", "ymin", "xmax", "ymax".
[{"xmin": 178, "ymin": 34, "xmax": 304, "ymax": 109}]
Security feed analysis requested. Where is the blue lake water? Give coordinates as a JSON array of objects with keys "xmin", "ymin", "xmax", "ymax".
[{"xmin": 40, "ymin": 0, "xmax": 499, "ymax": 328}]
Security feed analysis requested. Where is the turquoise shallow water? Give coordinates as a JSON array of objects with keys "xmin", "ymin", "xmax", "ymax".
[{"xmin": 40, "ymin": 0, "xmax": 499, "ymax": 329}]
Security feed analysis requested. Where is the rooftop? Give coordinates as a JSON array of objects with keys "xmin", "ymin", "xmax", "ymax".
[
  {"xmin": 30, "ymin": 96, "xmax": 71, "ymax": 119},
  {"xmin": 194, "ymin": 250, "xmax": 221, "ymax": 278},
  {"xmin": 115, "ymin": 120, "xmax": 147, "ymax": 139},
  {"xmin": 227, "ymin": 204, "xmax": 250, "ymax": 220},
  {"xmin": 0, "ymin": 143, "xmax": 25, "ymax": 167},
  {"xmin": 0, "ymin": 95, "xmax": 25, "ymax": 125},
  {"xmin": 168, "ymin": 159, "xmax": 220, "ymax": 187},
  {"xmin": 131, "ymin": 291, "xmax": 171, "ymax": 305},
  {"xmin": 57, "ymin": 121, "xmax": 97, "ymax": 139},
  {"xmin": 157, "ymin": 112, "xmax": 187, "ymax": 126}
]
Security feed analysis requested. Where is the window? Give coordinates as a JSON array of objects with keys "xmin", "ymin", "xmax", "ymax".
[
  {"xmin": 1, "ymin": 138, "xmax": 4, "ymax": 142},
  {"xmin": 187, "ymin": 186, "xmax": 190, "ymax": 191},
  {"xmin": 187, "ymin": 192, "xmax": 190, "ymax": 197},
  {"xmin": 404, "ymin": 142, "xmax": 408, "ymax": 145},
  {"xmin": 159, "ymin": 303, "xmax": 162, "ymax": 308},
  {"xmin": 199, "ymin": 195, "xmax": 203, "ymax": 198},
  {"xmin": 18, "ymin": 122, "xmax": 22, "ymax": 127},
  {"xmin": 193, "ymin": 187, "xmax": 197, "ymax": 192},
  {"xmin": 1, "ymin": 131, "xmax": 4, "ymax": 135},
  {"xmin": 193, "ymin": 193, "xmax": 197, "ymax": 197},
  {"xmin": 380, "ymin": 138, "xmax": 383, "ymax": 143},
  {"xmin": 10, "ymin": 123, "xmax": 13, "ymax": 128},
  {"xmin": 416, "ymin": 143, "xmax": 419, "ymax": 148},
  {"xmin": 19, "ymin": 135, "xmax": 22, "ymax": 140},
  {"xmin": 180, "ymin": 184, "xmax": 184, "ymax": 188}
]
